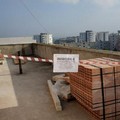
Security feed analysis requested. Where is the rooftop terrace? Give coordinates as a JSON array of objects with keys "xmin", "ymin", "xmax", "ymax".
[
  {"xmin": 0, "ymin": 59, "xmax": 90, "ymax": 120},
  {"xmin": 0, "ymin": 43, "xmax": 120, "ymax": 120}
]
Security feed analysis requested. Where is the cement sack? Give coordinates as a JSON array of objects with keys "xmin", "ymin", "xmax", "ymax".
[{"xmin": 53, "ymin": 80, "xmax": 70, "ymax": 100}]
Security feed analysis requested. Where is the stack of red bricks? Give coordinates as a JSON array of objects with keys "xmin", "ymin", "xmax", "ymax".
[{"xmin": 69, "ymin": 57, "xmax": 120, "ymax": 120}]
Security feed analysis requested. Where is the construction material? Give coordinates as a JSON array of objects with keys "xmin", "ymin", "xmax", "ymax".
[
  {"xmin": 52, "ymin": 74, "xmax": 70, "ymax": 83},
  {"xmin": 69, "ymin": 57, "xmax": 120, "ymax": 120},
  {"xmin": 53, "ymin": 80, "xmax": 71, "ymax": 100},
  {"xmin": 52, "ymin": 74, "xmax": 65, "ymax": 81},
  {"xmin": 59, "ymin": 84, "xmax": 71, "ymax": 100},
  {"xmin": 47, "ymin": 80, "xmax": 62, "ymax": 111},
  {"xmin": 63, "ymin": 76, "xmax": 70, "ymax": 83}
]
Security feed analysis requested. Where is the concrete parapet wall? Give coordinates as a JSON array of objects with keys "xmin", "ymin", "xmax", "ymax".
[
  {"xmin": 0, "ymin": 44, "xmax": 33, "ymax": 55},
  {"xmin": 0, "ymin": 43, "xmax": 119, "ymax": 60},
  {"xmin": 0, "ymin": 37, "xmax": 36, "ymax": 45},
  {"xmin": 33, "ymin": 43, "xmax": 120, "ymax": 60}
]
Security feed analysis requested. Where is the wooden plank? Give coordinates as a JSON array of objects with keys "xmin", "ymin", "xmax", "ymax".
[{"xmin": 47, "ymin": 80, "xmax": 62, "ymax": 111}]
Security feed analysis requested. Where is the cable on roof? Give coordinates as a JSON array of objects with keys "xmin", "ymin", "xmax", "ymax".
[{"xmin": 18, "ymin": 0, "xmax": 49, "ymax": 33}]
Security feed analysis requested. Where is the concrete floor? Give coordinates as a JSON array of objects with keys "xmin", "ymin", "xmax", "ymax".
[{"xmin": 0, "ymin": 59, "xmax": 90, "ymax": 120}]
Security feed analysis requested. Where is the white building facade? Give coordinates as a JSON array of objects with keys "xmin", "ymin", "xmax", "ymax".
[
  {"xmin": 34, "ymin": 33, "xmax": 53, "ymax": 44},
  {"xmin": 40, "ymin": 33, "xmax": 53, "ymax": 44},
  {"xmin": 86, "ymin": 30, "xmax": 96, "ymax": 42},
  {"xmin": 79, "ymin": 31, "xmax": 96, "ymax": 42},
  {"xmin": 95, "ymin": 32, "xmax": 109, "ymax": 50},
  {"xmin": 96, "ymin": 32, "xmax": 109, "ymax": 42}
]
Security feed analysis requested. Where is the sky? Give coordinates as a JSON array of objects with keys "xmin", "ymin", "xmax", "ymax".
[{"xmin": 0, "ymin": 0, "xmax": 120, "ymax": 38}]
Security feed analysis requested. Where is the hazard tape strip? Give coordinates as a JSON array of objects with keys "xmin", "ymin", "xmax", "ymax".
[
  {"xmin": 0, "ymin": 54, "xmax": 53, "ymax": 63},
  {"xmin": 0, "ymin": 54, "xmax": 120, "ymax": 65}
]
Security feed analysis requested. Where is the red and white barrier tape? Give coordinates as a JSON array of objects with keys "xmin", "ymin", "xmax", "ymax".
[
  {"xmin": 0, "ymin": 54, "xmax": 53, "ymax": 63},
  {"xmin": 0, "ymin": 54, "xmax": 120, "ymax": 65}
]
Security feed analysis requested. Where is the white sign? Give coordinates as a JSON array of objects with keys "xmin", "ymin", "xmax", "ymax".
[{"xmin": 53, "ymin": 54, "xmax": 79, "ymax": 73}]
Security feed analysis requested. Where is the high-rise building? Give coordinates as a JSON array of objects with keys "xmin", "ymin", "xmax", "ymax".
[
  {"xmin": 40, "ymin": 33, "xmax": 53, "ymax": 44},
  {"xmin": 95, "ymin": 41, "xmax": 110, "ymax": 50},
  {"xmin": 109, "ymin": 33, "xmax": 118, "ymax": 50},
  {"xmin": 34, "ymin": 33, "xmax": 53, "ymax": 44},
  {"xmin": 79, "ymin": 30, "xmax": 96, "ymax": 42},
  {"xmin": 86, "ymin": 30, "xmax": 96, "ymax": 42},
  {"xmin": 114, "ymin": 31, "xmax": 120, "ymax": 51},
  {"xmin": 118, "ymin": 30, "xmax": 120, "ymax": 35},
  {"xmin": 115, "ymin": 40, "xmax": 120, "ymax": 51},
  {"xmin": 33, "ymin": 35, "xmax": 40, "ymax": 42},
  {"xmin": 96, "ymin": 32, "xmax": 109, "ymax": 42},
  {"xmin": 95, "ymin": 32, "xmax": 109, "ymax": 50},
  {"xmin": 79, "ymin": 32, "xmax": 86, "ymax": 42}
]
